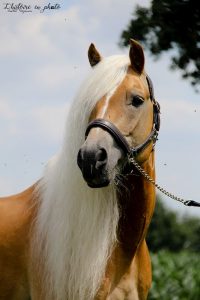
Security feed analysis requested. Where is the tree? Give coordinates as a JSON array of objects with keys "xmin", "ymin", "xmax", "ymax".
[
  {"xmin": 147, "ymin": 195, "xmax": 200, "ymax": 252},
  {"xmin": 120, "ymin": 0, "xmax": 200, "ymax": 89}
]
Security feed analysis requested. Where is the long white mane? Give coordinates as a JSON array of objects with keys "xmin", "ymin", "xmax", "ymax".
[{"xmin": 33, "ymin": 55, "xmax": 129, "ymax": 300}]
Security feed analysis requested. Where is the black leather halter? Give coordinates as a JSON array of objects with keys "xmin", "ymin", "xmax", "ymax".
[
  {"xmin": 84, "ymin": 76, "xmax": 200, "ymax": 208},
  {"xmin": 85, "ymin": 75, "xmax": 160, "ymax": 157}
]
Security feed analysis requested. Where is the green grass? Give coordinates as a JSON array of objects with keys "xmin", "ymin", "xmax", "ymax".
[{"xmin": 148, "ymin": 251, "xmax": 200, "ymax": 300}]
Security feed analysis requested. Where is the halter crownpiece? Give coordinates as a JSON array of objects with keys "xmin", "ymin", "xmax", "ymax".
[{"xmin": 146, "ymin": 74, "xmax": 161, "ymax": 132}]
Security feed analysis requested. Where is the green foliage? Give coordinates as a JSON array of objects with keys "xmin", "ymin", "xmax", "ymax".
[
  {"xmin": 149, "ymin": 251, "xmax": 200, "ymax": 300},
  {"xmin": 146, "ymin": 198, "xmax": 200, "ymax": 298},
  {"xmin": 120, "ymin": 0, "xmax": 200, "ymax": 88},
  {"xmin": 147, "ymin": 196, "xmax": 200, "ymax": 252}
]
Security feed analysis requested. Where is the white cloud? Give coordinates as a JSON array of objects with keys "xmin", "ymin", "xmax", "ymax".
[
  {"xmin": 160, "ymin": 98, "xmax": 200, "ymax": 132},
  {"xmin": 0, "ymin": 98, "xmax": 16, "ymax": 119},
  {"xmin": 0, "ymin": 97, "xmax": 69, "ymax": 144},
  {"xmin": 35, "ymin": 63, "xmax": 71, "ymax": 89},
  {"xmin": 0, "ymin": 98, "xmax": 20, "ymax": 145},
  {"xmin": 0, "ymin": 14, "xmax": 60, "ymax": 57},
  {"xmin": 0, "ymin": 176, "xmax": 14, "ymax": 196},
  {"xmin": 31, "ymin": 103, "xmax": 69, "ymax": 142},
  {"xmin": 0, "ymin": 4, "xmax": 99, "ymax": 58}
]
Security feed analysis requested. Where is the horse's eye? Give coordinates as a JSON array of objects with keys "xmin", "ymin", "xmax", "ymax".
[{"xmin": 131, "ymin": 96, "xmax": 144, "ymax": 107}]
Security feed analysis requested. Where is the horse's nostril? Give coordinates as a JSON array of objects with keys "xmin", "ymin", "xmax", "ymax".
[
  {"xmin": 77, "ymin": 146, "xmax": 108, "ymax": 178},
  {"xmin": 95, "ymin": 148, "xmax": 107, "ymax": 169},
  {"xmin": 77, "ymin": 149, "xmax": 83, "ymax": 169},
  {"xmin": 96, "ymin": 148, "xmax": 107, "ymax": 162}
]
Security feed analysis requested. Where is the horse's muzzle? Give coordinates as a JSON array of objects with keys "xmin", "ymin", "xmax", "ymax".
[{"xmin": 77, "ymin": 146, "xmax": 110, "ymax": 188}]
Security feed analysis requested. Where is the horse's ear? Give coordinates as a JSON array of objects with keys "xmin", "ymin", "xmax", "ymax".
[
  {"xmin": 129, "ymin": 39, "xmax": 145, "ymax": 74},
  {"xmin": 88, "ymin": 43, "xmax": 102, "ymax": 67}
]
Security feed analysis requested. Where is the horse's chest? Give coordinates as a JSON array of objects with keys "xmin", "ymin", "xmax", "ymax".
[
  {"xmin": 96, "ymin": 279, "xmax": 138, "ymax": 300},
  {"xmin": 107, "ymin": 280, "xmax": 139, "ymax": 300},
  {"xmin": 95, "ymin": 251, "xmax": 139, "ymax": 300}
]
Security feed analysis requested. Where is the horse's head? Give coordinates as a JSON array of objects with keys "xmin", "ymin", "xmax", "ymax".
[{"xmin": 77, "ymin": 40, "xmax": 159, "ymax": 188}]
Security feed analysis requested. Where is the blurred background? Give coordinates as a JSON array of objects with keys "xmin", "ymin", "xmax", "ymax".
[{"xmin": 0, "ymin": 0, "xmax": 199, "ymax": 298}]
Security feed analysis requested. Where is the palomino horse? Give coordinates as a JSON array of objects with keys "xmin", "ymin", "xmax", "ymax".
[{"xmin": 0, "ymin": 40, "xmax": 160, "ymax": 300}]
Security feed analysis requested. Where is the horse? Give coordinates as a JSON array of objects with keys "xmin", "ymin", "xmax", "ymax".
[{"xmin": 0, "ymin": 39, "xmax": 160, "ymax": 300}]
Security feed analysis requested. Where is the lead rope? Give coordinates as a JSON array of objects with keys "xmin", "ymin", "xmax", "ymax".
[{"xmin": 129, "ymin": 156, "xmax": 200, "ymax": 207}]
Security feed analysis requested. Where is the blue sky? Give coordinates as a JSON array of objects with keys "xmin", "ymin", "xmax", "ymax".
[{"xmin": 0, "ymin": 0, "xmax": 199, "ymax": 216}]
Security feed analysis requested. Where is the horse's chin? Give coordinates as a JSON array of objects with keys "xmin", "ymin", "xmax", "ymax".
[
  {"xmin": 87, "ymin": 180, "xmax": 110, "ymax": 188},
  {"xmin": 86, "ymin": 179, "xmax": 110, "ymax": 189}
]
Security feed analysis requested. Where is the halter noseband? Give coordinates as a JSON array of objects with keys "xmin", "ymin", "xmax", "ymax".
[{"xmin": 85, "ymin": 75, "xmax": 160, "ymax": 157}]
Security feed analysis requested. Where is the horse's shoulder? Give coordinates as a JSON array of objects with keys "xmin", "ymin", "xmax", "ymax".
[
  {"xmin": 0, "ymin": 183, "xmax": 38, "ymax": 245},
  {"xmin": 0, "ymin": 185, "xmax": 37, "ymax": 300}
]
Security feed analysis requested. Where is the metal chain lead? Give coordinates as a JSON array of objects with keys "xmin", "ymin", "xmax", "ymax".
[{"xmin": 129, "ymin": 156, "xmax": 193, "ymax": 207}]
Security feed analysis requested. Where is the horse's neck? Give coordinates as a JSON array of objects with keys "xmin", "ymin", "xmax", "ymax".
[
  {"xmin": 96, "ymin": 153, "xmax": 156, "ymax": 296},
  {"xmin": 117, "ymin": 152, "xmax": 156, "ymax": 254}
]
